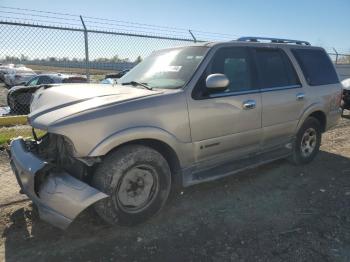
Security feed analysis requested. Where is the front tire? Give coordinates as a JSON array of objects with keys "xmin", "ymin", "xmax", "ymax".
[
  {"xmin": 92, "ymin": 145, "xmax": 171, "ymax": 226},
  {"xmin": 290, "ymin": 117, "xmax": 322, "ymax": 165}
]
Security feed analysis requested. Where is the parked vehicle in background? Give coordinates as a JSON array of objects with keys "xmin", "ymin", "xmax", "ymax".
[
  {"xmin": 100, "ymin": 78, "xmax": 115, "ymax": 84},
  {"xmin": 7, "ymin": 73, "xmax": 87, "ymax": 114},
  {"xmin": 3, "ymin": 65, "xmax": 36, "ymax": 87},
  {"xmin": 100, "ymin": 70, "xmax": 130, "ymax": 85},
  {"xmin": 0, "ymin": 63, "xmax": 14, "ymax": 81},
  {"xmin": 9, "ymin": 37, "xmax": 342, "ymax": 230},
  {"xmin": 4, "ymin": 72, "xmax": 37, "ymax": 87},
  {"xmin": 341, "ymin": 78, "xmax": 350, "ymax": 114},
  {"xmin": 105, "ymin": 69, "xmax": 130, "ymax": 80}
]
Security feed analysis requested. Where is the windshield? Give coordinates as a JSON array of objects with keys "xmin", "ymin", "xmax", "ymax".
[{"xmin": 119, "ymin": 46, "xmax": 208, "ymax": 89}]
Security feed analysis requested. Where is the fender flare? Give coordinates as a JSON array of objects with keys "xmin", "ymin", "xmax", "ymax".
[
  {"xmin": 87, "ymin": 126, "xmax": 189, "ymax": 165},
  {"xmin": 295, "ymin": 102, "xmax": 326, "ymax": 132}
]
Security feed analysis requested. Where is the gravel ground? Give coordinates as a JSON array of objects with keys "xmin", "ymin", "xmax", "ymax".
[
  {"xmin": 0, "ymin": 116, "xmax": 350, "ymax": 262},
  {"xmin": 0, "ymin": 150, "xmax": 27, "ymax": 207}
]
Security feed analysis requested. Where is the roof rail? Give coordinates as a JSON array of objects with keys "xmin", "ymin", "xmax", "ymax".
[{"xmin": 237, "ymin": 37, "xmax": 311, "ymax": 46}]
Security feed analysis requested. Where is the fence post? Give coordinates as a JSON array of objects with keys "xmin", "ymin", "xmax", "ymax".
[
  {"xmin": 333, "ymin": 48, "xmax": 339, "ymax": 64},
  {"xmin": 188, "ymin": 30, "xmax": 197, "ymax": 43},
  {"xmin": 80, "ymin": 15, "xmax": 90, "ymax": 82}
]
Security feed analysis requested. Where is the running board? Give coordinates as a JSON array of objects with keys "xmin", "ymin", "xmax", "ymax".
[{"xmin": 184, "ymin": 147, "xmax": 291, "ymax": 187}]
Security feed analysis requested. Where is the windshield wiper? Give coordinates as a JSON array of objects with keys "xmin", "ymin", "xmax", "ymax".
[{"xmin": 122, "ymin": 81, "xmax": 153, "ymax": 90}]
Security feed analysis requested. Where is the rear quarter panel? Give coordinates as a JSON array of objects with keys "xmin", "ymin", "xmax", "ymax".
[
  {"xmin": 282, "ymin": 46, "xmax": 342, "ymax": 132},
  {"xmin": 296, "ymin": 82, "xmax": 342, "ymax": 132}
]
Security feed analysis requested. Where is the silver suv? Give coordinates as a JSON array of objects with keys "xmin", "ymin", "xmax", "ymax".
[{"xmin": 9, "ymin": 37, "xmax": 342, "ymax": 229}]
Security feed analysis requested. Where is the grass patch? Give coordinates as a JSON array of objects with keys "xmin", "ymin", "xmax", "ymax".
[
  {"xmin": 0, "ymin": 126, "xmax": 46, "ymax": 146},
  {"xmin": 0, "ymin": 115, "xmax": 28, "ymax": 127}
]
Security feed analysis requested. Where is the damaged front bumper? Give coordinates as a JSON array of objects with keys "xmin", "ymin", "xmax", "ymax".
[{"xmin": 9, "ymin": 138, "xmax": 108, "ymax": 229}]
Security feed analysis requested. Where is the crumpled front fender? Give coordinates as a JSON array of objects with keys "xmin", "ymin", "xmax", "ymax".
[
  {"xmin": 37, "ymin": 171, "xmax": 108, "ymax": 229},
  {"xmin": 9, "ymin": 138, "xmax": 108, "ymax": 229}
]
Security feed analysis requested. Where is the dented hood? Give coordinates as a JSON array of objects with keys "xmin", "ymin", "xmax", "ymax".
[{"xmin": 28, "ymin": 83, "xmax": 162, "ymax": 128}]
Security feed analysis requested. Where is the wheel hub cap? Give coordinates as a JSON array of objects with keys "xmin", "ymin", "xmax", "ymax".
[
  {"xmin": 117, "ymin": 165, "xmax": 157, "ymax": 212},
  {"xmin": 300, "ymin": 128, "xmax": 317, "ymax": 158}
]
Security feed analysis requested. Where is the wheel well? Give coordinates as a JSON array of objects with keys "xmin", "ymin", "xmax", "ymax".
[
  {"xmin": 309, "ymin": 111, "xmax": 326, "ymax": 132},
  {"xmin": 110, "ymin": 139, "xmax": 182, "ymax": 187}
]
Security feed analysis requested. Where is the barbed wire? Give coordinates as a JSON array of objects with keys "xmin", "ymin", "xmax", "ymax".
[
  {"xmin": 0, "ymin": 16, "xmax": 82, "ymax": 28},
  {"xmin": 0, "ymin": 5, "xmax": 239, "ymax": 41},
  {"xmin": 0, "ymin": 10, "xmax": 81, "ymax": 22},
  {"xmin": 0, "ymin": 5, "xmax": 348, "ymax": 51},
  {"xmin": 0, "ymin": 5, "xmax": 79, "ymax": 17}
]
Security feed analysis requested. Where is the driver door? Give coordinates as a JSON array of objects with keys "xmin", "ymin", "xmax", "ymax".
[{"xmin": 187, "ymin": 46, "xmax": 262, "ymax": 166}]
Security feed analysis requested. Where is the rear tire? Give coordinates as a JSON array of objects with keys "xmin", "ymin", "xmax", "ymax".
[
  {"xmin": 92, "ymin": 145, "xmax": 171, "ymax": 226},
  {"xmin": 290, "ymin": 117, "xmax": 322, "ymax": 165}
]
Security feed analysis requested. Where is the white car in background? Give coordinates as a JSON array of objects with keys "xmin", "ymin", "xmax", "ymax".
[
  {"xmin": 3, "ymin": 65, "xmax": 37, "ymax": 87},
  {"xmin": 341, "ymin": 78, "xmax": 350, "ymax": 113},
  {"xmin": 0, "ymin": 63, "xmax": 14, "ymax": 81}
]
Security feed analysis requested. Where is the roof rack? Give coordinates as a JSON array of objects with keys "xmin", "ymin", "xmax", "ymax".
[{"xmin": 237, "ymin": 37, "xmax": 311, "ymax": 46}]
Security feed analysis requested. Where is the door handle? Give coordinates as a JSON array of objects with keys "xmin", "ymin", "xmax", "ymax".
[
  {"xmin": 242, "ymin": 100, "xmax": 256, "ymax": 110},
  {"xmin": 296, "ymin": 93, "xmax": 305, "ymax": 100}
]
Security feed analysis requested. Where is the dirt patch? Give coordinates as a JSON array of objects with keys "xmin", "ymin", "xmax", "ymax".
[
  {"xmin": 0, "ymin": 83, "xmax": 8, "ymax": 107},
  {"xmin": 0, "ymin": 150, "xmax": 27, "ymax": 208},
  {"xmin": 1, "ymin": 117, "xmax": 350, "ymax": 262}
]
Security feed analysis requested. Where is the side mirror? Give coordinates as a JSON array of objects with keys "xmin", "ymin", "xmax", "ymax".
[{"xmin": 205, "ymin": 74, "xmax": 229, "ymax": 92}]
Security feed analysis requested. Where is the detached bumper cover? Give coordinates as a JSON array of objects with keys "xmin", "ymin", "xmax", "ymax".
[{"xmin": 9, "ymin": 138, "xmax": 108, "ymax": 229}]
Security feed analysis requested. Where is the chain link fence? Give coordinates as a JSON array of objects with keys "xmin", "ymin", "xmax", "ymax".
[
  {"xmin": 0, "ymin": 20, "xmax": 199, "ymax": 115},
  {"xmin": 0, "ymin": 9, "xmax": 349, "ymax": 145},
  {"xmin": 328, "ymin": 53, "xmax": 350, "ymax": 65},
  {"xmin": 0, "ymin": 16, "xmax": 205, "ymax": 143}
]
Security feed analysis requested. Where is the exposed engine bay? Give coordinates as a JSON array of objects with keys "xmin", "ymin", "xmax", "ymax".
[{"xmin": 30, "ymin": 130, "xmax": 99, "ymax": 183}]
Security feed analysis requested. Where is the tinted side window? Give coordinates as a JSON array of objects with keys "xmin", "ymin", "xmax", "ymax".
[
  {"xmin": 38, "ymin": 76, "xmax": 54, "ymax": 85},
  {"xmin": 255, "ymin": 48, "xmax": 299, "ymax": 89},
  {"xmin": 210, "ymin": 47, "xmax": 255, "ymax": 93},
  {"xmin": 193, "ymin": 47, "xmax": 256, "ymax": 98},
  {"xmin": 194, "ymin": 47, "xmax": 257, "ymax": 98},
  {"xmin": 292, "ymin": 49, "xmax": 339, "ymax": 86}
]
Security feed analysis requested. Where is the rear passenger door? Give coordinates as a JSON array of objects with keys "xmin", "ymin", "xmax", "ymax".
[{"xmin": 254, "ymin": 48, "xmax": 306, "ymax": 150}]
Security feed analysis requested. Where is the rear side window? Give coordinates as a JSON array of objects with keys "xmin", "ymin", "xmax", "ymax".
[
  {"xmin": 255, "ymin": 48, "xmax": 300, "ymax": 89},
  {"xmin": 292, "ymin": 49, "xmax": 339, "ymax": 86}
]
